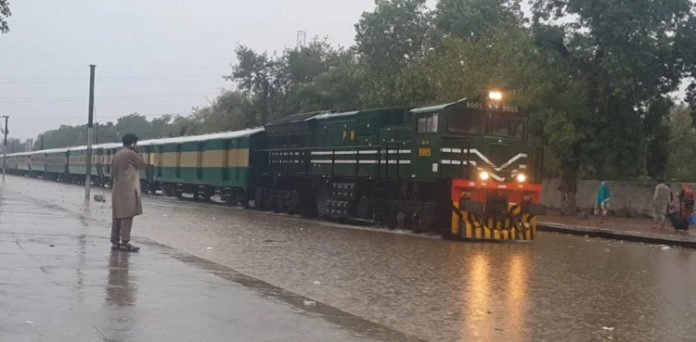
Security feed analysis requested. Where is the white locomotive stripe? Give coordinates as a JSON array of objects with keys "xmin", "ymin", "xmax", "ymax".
[
  {"xmin": 440, "ymin": 147, "xmax": 464, "ymax": 154},
  {"xmin": 311, "ymin": 151, "xmax": 355, "ymax": 156},
  {"xmin": 469, "ymin": 149, "xmax": 496, "ymax": 168},
  {"xmin": 496, "ymin": 153, "xmax": 528, "ymax": 171},
  {"xmin": 440, "ymin": 160, "xmax": 477, "ymax": 166},
  {"xmin": 311, "ymin": 159, "xmax": 411, "ymax": 165},
  {"xmin": 312, "ymin": 149, "xmax": 401, "ymax": 156}
]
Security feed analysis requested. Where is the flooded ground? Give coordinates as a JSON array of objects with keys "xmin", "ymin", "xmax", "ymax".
[{"xmin": 4, "ymin": 176, "xmax": 696, "ymax": 341}]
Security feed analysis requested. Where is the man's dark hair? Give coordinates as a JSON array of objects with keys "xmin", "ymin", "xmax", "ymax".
[{"xmin": 122, "ymin": 133, "xmax": 138, "ymax": 147}]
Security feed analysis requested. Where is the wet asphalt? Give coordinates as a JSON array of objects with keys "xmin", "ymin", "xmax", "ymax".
[{"xmin": 3, "ymin": 175, "xmax": 696, "ymax": 341}]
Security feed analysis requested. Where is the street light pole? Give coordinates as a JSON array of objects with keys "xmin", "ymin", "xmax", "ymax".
[
  {"xmin": 1, "ymin": 115, "xmax": 9, "ymax": 182},
  {"xmin": 85, "ymin": 65, "xmax": 96, "ymax": 201}
]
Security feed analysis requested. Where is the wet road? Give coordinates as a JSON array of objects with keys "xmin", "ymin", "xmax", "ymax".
[{"xmin": 5, "ymin": 176, "xmax": 696, "ymax": 341}]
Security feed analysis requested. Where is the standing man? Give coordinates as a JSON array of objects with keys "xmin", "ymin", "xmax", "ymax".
[
  {"xmin": 111, "ymin": 133, "xmax": 146, "ymax": 252},
  {"xmin": 594, "ymin": 181, "xmax": 611, "ymax": 217},
  {"xmin": 652, "ymin": 179, "xmax": 671, "ymax": 229}
]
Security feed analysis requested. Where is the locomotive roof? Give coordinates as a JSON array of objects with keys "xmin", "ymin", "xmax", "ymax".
[
  {"xmin": 266, "ymin": 111, "xmax": 330, "ymax": 125},
  {"xmin": 4, "ymin": 151, "xmax": 35, "ymax": 157},
  {"xmin": 410, "ymin": 98, "xmax": 468, "ymax": 114},
  {"xmin": 306, "ymin": 111, "xmax": 359, "ymax": 121}
]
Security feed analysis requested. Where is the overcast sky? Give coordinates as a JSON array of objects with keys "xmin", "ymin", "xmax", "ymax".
[{"xmin": 0, "ymin": 0, "xmax": 378, "ymax": 139}]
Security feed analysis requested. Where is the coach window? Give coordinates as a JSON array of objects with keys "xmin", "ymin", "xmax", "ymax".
[{"xmin": 417, "ymin": 114, "xmax": 439, "ymax": 133}]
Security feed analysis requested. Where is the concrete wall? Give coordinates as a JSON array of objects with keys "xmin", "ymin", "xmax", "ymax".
[{"xmin": 541, "ymin": 179, "xmax": 681, "ymax": 217}]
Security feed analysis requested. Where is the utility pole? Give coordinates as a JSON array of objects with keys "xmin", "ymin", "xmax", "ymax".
[
  {"xmin": 84, "ymin": 65, "xmax": 96, "ymax": 201},
  {"xmin": 1, "ymin": 115, "xmax": 8, "ymax": 182},
  {"xmin": 297, "ymin": 31, "xmax": 306, "ymax": 49}
]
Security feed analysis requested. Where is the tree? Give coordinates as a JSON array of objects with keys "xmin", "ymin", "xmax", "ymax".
[
  {"xmin": 531, "ymin": 0, "xmax": 696, "ymax": 212},
  {"xmin": 434, "ymin": 0, "xmax": 522, "ymax": 39},
  {"xmin": 667, "ymin": 105, "xmax": 696, "ymax": 181},
  {"xmin": 227, "ymin": 39, "xmax": 367, "ymax": 122},
  {"xmin": 192, "ymin": 91, "xmax": 251, "ymax": 132},
  {"xmin": 0, "ymin": 0, "xmax": 10, "ymax": 34},
  {"xmin": 284, "ymin": 46, "xmax": 366, "ymax": 112},
  {"xmin": 225, "ymin": 46, "xmax": 285, "ymax": 125},
  {"xmin": 354, "ymin": 0, "xmax": 433, "ymax": 105}
]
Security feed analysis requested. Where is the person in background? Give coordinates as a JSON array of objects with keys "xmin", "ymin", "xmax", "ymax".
[
  {"xmin": 110, "ymin": 133, "xmax": 146, "ymax": 252},
  {"xmin": 652, "ymin": 179, "xmax": 671, "ymax": 229},
  {"xmin": 677, "ymin": 183, "xmax": 694, "ymax": 232},
  {"xmin": 594, "ymin": 181, "xmax": 611, "ymax": 218}
]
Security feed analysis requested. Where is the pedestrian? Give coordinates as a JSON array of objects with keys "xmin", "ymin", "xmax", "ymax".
[
  {"xmin": 594, "ymin": 181, "xmax": 611, "ymax": 218},
  {"xmin": 652, "ymin": 179, "xmax": 671, "ymax": 229},
  {"xmin": 676, "ymin": 183, "xmax": 694, "ymax": 232},
  {"xmin": 111, "ymin": 133, "xmax": 146, "ymax": 252}
]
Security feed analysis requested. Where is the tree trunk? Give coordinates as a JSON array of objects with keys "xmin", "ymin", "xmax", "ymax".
[{"xmin": 559, "ymin": 163, "xmax": 578, "ymax": 215}]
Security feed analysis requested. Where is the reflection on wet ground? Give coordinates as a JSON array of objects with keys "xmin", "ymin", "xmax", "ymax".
[
  {"xmin": 4, "ymin": 176, "xmax": 696, "ymax": 341},
  {"xmin": 107, "ymin": 251, "xmax": 136, "ymax": 307}
]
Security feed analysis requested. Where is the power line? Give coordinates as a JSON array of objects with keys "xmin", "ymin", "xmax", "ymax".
[
  {"xmin": 0, "ymin": 92, "xmax": 213, "ymax": 104},
  {"xmin": 19, "ymin": 112, "xmax": 191, "ymax": 120},
  {"xmin": 0, "ymin": 72, "xmax": 225, "ymax": 85}
]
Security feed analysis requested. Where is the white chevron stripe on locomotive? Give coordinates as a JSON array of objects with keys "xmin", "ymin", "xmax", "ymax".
[{"xmin": 440, "ymin": 148, "xmax": 527, "ymax": 172}]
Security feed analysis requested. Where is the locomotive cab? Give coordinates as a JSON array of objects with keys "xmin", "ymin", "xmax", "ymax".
[{"xmin": 411, "ymin": 91, "xmax": 542, "ymax": 241}]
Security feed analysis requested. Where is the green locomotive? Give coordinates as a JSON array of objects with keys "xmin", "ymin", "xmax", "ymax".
[
  {"xmin": 257, "ymin": 91, "xmax": 543, "ymax": 240},
  {"xmin": 2, "ymin": 91, "xmax": 542, "ymax": 241}
]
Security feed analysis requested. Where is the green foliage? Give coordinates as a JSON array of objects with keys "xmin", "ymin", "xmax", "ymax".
[
  {"xmin": 226, "ymin": 39, "xmax": 366, "ymax": 123},
  {"xmin": 531, "ymin": 0, "xmax": 695, "ymax": 182},
  {"xmin": 354, "ymin": 0, "xmax": 433, "ymax": 106},
  {"xmin": 37, "ymin": 114, "xmax": 165, "ymax": 149},
  {"xmin": 355, "ymin": 0, "xmax": 432, "ymax": 75},
  {"xmin": 0, "ymin": 0, "xmax": 10, "ymax": 34},
  {"xmin": 667, "ymin": 105, "xmax": 696, "ymax": 181},
  {"xmin": 434, "ymin": 0, "xmax": 522, "ymax": 39},
  {"xmin": 226, "ymin": 46, "xmax": 283, "ymax": 125}
]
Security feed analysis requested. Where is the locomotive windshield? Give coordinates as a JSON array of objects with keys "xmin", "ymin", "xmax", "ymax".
[
  {"xmin": 489, "ymin": 113, "xmax": 524, "ymax": 138},
  {"xmin": 448, "ymin": 111, "xmax": 486, "ymax": 134},
  {"xmin": 448, "ymin": 110, "xmax": 523, "ymax": 138}
]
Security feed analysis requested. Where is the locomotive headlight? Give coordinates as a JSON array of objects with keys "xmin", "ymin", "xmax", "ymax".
[
  {"xmin": 488, "ymin": 90, "xmax": 503, "ymax": 101},
  {"xmin": 479, "ymin": 171, "xmax": 490, "ymax": 181},
  {"xmin": 516, "ymin": 173, "xmax": 527, "ymax": 183}
]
